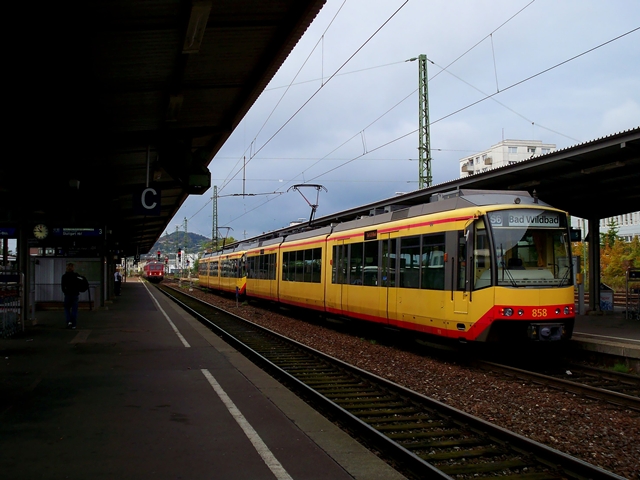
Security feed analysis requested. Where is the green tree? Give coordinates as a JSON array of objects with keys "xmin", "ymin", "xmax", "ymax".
[{"xmin": 600, "ymin": 218, "xmax": 619, "ymax": 249}]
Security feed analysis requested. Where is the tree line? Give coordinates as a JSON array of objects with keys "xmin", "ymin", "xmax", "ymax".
[{"xmin": 572, "ymin": 219, "xmax": 640, "ymax": 292}]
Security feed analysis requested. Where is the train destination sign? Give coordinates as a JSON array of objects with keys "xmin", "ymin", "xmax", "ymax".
[
  {"xmin": 364, "ymin": 229, "xmax": 378, "ymax": 240},
  {"xmin": 488, "ymin": 210, "xmax": 560, "ymax": 229},
  {"xmin": 52, "ymin": 227, "xmax": 104, "ymax": 237}
]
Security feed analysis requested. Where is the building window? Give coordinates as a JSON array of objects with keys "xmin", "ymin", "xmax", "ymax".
[
  {"xmin": 527, "ymin": 146, "xmax": 536, "ymax": 154},
  {"xmin": 542, "ymin": 148, "xmax": 550, "ymax": 154},
  {"xmin": 508, "ymin": 147, "xmax": 517, "ymax": 154}
]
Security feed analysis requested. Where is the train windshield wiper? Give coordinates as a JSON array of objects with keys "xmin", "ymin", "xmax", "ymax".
[
  {"xmin": 500, "ymin": 260, "xmax": 519, "ymax": 287},
  {"xmin": 557, "ymin": 267, "xmax": 571, "ymax": 287}
]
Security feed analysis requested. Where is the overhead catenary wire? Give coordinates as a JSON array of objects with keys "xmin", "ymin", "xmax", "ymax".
[
  {"xmin": 218, "ymin": 0, "xmax": 349, "ymax": 193},
  {"xmin": 218, "ymin": 0, "xmax": 411, "ymax": 194},
  {"xmin": 217, "ymin": 26, "xmax": 639, "ymax": 230},
  {"xmin": 217, "ymin": 0, "xmax": 562, "ymax": 200}
]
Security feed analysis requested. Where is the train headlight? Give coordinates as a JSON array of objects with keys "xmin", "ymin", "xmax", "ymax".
[
  {"xmin": 555, "ymin": 308, "xmax": 561, "ymax": 315},
  {"xmin": 500, "ymin": 307, "xmax": 514, "ymax": 317},
  {"xmin": 518, "ymin": 309, "xmax": 524, "ymax": 316},
  {"xmin": 564, "ymin": 306, "xmax": 572, "ymax": 315}
]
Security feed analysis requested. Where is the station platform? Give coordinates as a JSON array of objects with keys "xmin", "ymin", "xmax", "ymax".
[
  {"xmin": 0, "ymin": 280, "xmax": 406, "ymax": 480},
  {"xmin": 571, "ymin": 311, "xmax": 640, "ymax": 368}
]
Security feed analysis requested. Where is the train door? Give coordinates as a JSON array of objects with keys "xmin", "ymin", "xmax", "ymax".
[
  {"xmin": 269, "ymin": 252, "xmax": 278, "ymax": 300},
  {"xmin": 381, "ymin": 234, "xmax": 397, "ymax": 324},
  {"xmin": 447, "ymin": 229, "xmax": 471, "ymax": 315},
  {"xmin": 325, "ymin": 241, "xmax": 345, "ymax": 314}
]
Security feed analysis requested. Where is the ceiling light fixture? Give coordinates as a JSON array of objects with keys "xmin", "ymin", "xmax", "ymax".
[{"xmin": 183, "ymin": 1, "xmax": 212, "ymax": 54}]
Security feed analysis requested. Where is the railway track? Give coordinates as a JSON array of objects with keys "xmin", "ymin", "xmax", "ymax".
[
  {"xmin": 476, "ymin": 361, "xmax": 640, "ymax": 412},
  {"xmin": 158, "ymin": 284, "xmax": 623, "ymax": 480}
]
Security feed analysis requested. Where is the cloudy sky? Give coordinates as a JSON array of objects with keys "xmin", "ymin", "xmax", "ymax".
[{"xmin": 170, "ymin": 0, "xmax": 639, "ymax": 243}]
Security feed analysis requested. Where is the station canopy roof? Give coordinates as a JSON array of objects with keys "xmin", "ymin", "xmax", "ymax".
[
  {"xmin": 240, "ymin": 127, "xmax": 640, "ymax": 244},
  {"xmin": 2, "ymin": 0, "xmax": 326, "ymax": 257}
]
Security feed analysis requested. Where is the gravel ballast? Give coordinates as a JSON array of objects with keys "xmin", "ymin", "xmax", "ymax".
[{"xmin": 175, "ymin": 284, "xmax": 639, "ymax": 479}]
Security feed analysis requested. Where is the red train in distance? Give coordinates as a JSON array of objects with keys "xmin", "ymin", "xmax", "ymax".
[{"xmin": 143, "ymin": 261, "xmax": 165, "ymax": 283}]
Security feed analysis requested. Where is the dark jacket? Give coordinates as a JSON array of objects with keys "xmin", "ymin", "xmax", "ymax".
[{"xmin": 61, "ymin": 271, "xmax": 81, "ymax": 296}]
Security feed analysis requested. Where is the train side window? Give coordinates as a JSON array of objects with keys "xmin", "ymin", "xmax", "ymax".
[
  {"xmin": 381, "ymin": 239, "xmax": 397, "ymax": 287},
  {"xmin": 399, "ymin": 236, "xmax": 420, "ymax": 289},
  {"xmin": 332, "ymin": 245, "xmax": 347, "ymax": 284},
  {"xmin": 293, "ymin": 250, "xmax": 303, "ymax": 282},
  {"xmin": 349, "ymin": 242, "xmax": 364, "ymax": 285},
  {"xmin": 363, "ymin": 240, "xmax": 379, "ymax": 286},
  {"xmin": 421, "ymin": 234, "xmax": 445, "ymax": 290},
  {"xmin": 268, "ymin": 253, "xmax": 276, "ymax": 280},
  {"xmin": 303, "ymin": 249, "xmax": 313, "ymax": 283},
  {"xmin": 258, "ymin": 254, "xmax": 264, "ymax": 279},
  {"xmin": 312, "ymin": 248, "xmax": 322, "ymax": 283},
  {"xmin": 282, "ymin": 251, "xmax": 290, "ymax": 281},
  {"xmin": 246, "ymin": 257, "xmax": 253, "ymax": 278}
]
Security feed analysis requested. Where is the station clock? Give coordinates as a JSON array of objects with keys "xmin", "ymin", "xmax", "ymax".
[{"xmin": 33, "ymin": 223, "xmax": 49, "ymax": 240}]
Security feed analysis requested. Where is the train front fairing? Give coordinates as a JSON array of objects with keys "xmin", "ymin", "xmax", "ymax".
[
  {"xmin": 144, "ymin": 261, "xmax": 165, "ymax": 283},
  {"xmin": 469, "ymin": 207, "xmax": 575, "ymax": 342}
]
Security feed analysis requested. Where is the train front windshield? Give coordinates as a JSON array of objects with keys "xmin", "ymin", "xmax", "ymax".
[{"xmin": 485, "ymin": 208, "xmax": 572, "ymax": 288}]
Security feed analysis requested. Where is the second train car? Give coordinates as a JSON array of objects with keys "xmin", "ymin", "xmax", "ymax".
[{"xmin": 199, "ymin": 190, "xmax": 575, "ymax": 343}]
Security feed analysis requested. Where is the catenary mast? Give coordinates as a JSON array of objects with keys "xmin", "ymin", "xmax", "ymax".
[{"xmin": 418, "ymin": 54, "xmax": 432, "ymax": 189}]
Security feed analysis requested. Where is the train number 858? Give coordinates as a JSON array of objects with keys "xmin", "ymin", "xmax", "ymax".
[{"xmin": 531, "ymin": 308, "xmax": 548, "ymax": 318}]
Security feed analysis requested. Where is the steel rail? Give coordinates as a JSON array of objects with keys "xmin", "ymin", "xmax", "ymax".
[
  {"xmin": 159, "ymin": 285, "xmax": 625, "ymax": 480},
  {"xmin": 476, "ymin": 361, "xmax": 640, "ymax": 412}
]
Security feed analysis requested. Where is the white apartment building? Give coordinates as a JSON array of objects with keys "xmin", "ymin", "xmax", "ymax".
[
  {"xmin": 599, "ymin": 213, "xmax": 640, "ymax": 242},
  {"xmin": 459, "ymin": 139, "xmax": 556, "ymax": 177},
  {"xmin": 459, "ymin": 139, "xmax": 640, "ymax": 242}
]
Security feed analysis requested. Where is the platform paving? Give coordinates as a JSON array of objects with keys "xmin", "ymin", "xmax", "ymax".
[
  {"xmin": 1, "ymin": 280, "xmax": 406, "ymax": 480},
  {"xmin": 572, "ymin": 311, "xmax": 640, "ymax": 367}
]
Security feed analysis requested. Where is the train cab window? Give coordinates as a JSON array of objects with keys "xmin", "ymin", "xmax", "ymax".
[
  {"xmin": 399, "ymin": 236, "xmax": 420, "ymax": 289},
  {"xmin": 487, "ymin": 208, "xmax": 572, "ymax": 287}
]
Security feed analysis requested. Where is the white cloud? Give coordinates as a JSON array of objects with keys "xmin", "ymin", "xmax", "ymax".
[
  {"xmin": 172, "ymin": 0, "xmax": 640, "ymax": 242},
  {"xmin": 600, "ymin": 100, "xmax": 640, "ymax": 134}
]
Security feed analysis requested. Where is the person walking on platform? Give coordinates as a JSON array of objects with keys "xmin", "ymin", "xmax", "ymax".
[
  {"xmin": 61, "ymin": 262, "xmax": 80, "ymax": 329},
  {"xmin": 114, "ymin": 269, "xmax": 122, "ymax": 296}
]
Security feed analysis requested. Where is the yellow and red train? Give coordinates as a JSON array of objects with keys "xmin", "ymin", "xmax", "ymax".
[{"xmin": 199, "ymin": 190, "xmax": 575, "ymax": 343}]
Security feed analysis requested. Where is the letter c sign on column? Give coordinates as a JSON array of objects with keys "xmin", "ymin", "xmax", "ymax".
[{"xmin": 133, "ymin": 187, "xmax": 161, "ymax": 216}]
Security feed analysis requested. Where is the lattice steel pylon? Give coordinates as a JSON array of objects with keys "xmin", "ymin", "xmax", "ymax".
[
  {"xmin": 418, "ymin": 54, "xmax": 432, "ymax": 189},
  {"xmin": 212, "ymin": 185, "xmax": 218, "ymax": 251}
]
